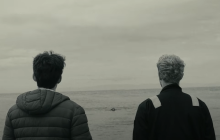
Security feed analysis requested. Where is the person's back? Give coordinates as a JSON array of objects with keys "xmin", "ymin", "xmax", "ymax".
[
  {"xmin": 2, "ymin": 51, "xmax": 92, "ymax": 140},
  {"xmin": 133, "ymin": 54, "xmax": 216, "ymax": 140}
]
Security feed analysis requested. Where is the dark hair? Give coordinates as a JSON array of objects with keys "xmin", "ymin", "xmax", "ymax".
[{"xmin": 33, "ymin": 51, "xmax": 66, "ymax": 89}]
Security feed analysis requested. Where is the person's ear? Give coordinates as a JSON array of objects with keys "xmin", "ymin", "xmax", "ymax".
[
  {"xmin": 33, "ymin": 74, "xmax": 37, "ymax": 82},
  {"xmin": 57, "ymin": 76, "xmax": 62, "ymax": 84}
]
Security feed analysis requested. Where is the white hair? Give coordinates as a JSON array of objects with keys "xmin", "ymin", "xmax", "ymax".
[{"xmin": 157, "ymin": 54, "xmax": 185, "ymax": 84}]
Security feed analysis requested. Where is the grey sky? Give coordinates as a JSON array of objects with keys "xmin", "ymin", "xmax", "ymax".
[{"xmin": 0, "ymin": 0, "xmax": 220, "ymax": 93}]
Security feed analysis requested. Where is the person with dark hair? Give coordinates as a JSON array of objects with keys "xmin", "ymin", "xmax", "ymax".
[
  {"xmin": 33, "ymin": 51, "xmax": 66, "ymax": 89},
  {"xmin": 133, "ymin": 54, "xmax": 216, "ymax": 140},
  {"xmin": 2, "ymin": 51, "xmax": 92, "ymax": 140}
]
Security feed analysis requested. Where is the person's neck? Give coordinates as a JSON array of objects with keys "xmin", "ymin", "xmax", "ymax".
[
  {"xmin": 162, "ymin": 83, "xmax": 172, "ymax": 88},
  {"xmin": 38, "ymin": 85, "xmax": 57, "ymax": 91},
  {"xmin": 160, "ymin": 80, "xmax": 177, "ymax": 88}
]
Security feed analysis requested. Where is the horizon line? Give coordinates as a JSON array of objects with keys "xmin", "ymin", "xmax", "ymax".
[
  {"xmin": 0, "ymin": 85, "xmax": 219, "ymax": 95},
  {"xmin": 61, "ymin": 85, "xmax": 220, "ymax": 93}
]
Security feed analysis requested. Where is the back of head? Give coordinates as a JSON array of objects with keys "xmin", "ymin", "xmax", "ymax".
[
  {"xmin": 33, "ymin": 51, "xmax": 66, "ymax": 89},
  {"xmin": 157, "ymin": 54, "xmax": 185, "ymax": 84}
]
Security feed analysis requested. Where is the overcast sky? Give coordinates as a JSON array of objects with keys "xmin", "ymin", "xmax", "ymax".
[{"xmin": 0, "ymin": 0, "xmax": 220, "ymax": 93}]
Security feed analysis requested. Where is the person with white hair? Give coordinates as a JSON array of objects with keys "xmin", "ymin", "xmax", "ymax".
[{"xmin": 133, "ymin": 54, "xmax": 216, "ymax": 140}]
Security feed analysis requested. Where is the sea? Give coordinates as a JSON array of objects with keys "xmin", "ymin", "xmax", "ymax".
[{"xmin": 0, "ymin": 86, "xmax": 219, "ymax": 140}]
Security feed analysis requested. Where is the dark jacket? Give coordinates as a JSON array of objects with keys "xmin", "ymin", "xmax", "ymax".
[
  {"xmin": 133, "ymin": 84, "xmax": 216, "ymax": 140},
  {"xmin": 2, "ymin": 89, "xmax": 92, "ymax": 140}
]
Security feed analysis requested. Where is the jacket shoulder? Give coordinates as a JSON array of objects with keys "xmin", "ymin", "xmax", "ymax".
[
  {"xmin": 197, "ymin": 98, "xmax": 209, "ymax": 110},
  {"xmin": 139, "ymin": 95, "xmax": 161, "ymax": 107},
  {"xmin": 57, "ymin": 100, "xmax": 86, "ymax": 116},
  {"xmin": 7, "ymin": 104, "xmax": 22, "ymax": 119},
  {"xmin": 197, "ymin": 98, "xmax": 205, "ymax": 105},
  {"xmin": 138, "ymin": 98, "xmax": 155, "ymax": 111},
  {"xmin": 183, "ymin": 93, "xmax": 205, "ymax": 107},
  {"xmin": 8, "ymin": 104, "xmax": 19, "ymax": 113}
]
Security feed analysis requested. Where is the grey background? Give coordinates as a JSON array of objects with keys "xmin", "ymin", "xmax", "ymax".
[{"xmin": 0, "ymin": 0, "xmax": 220, "ymax": 93}]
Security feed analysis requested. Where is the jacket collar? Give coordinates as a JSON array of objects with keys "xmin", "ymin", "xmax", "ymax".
[
  {"xmin": 160, "ymin": 83, "xmax": 182, "ymax": 93},
  {"xmin": 16, "ymin": 89, "xmax": 70, "ymax": 115},
  {"xmin": 38, "ymin": 87, "xmax": 55, "ymax": 92}
]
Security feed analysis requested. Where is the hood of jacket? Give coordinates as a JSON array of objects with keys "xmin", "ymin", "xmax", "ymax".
[{"xmin": 16, "ymin": 89, "xmax": 70, "ymax": 115}]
